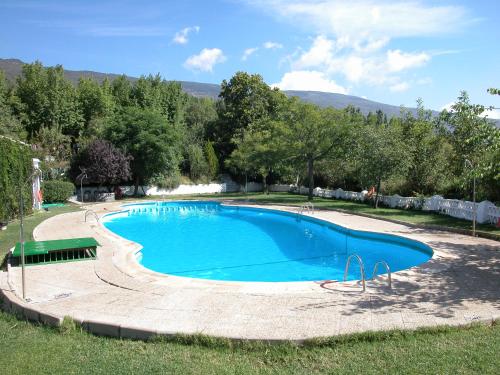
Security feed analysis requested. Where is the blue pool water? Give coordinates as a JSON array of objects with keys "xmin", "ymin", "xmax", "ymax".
[{"xmin": 102, "ymin": 201, "xmax": 432, "ymax": 282}]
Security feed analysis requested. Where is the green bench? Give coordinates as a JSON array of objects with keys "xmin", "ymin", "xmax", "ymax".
[{"xmin": 12, "ymin": 237, "xmax": 100, "ymax": 266}]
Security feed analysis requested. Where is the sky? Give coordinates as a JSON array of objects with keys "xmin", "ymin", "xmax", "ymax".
[{"xmin": 0, "ymin": 0, "xmax": 499, "ymax": 116}]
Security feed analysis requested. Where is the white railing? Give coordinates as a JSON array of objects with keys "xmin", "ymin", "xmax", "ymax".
[{"xmin": 269, "ymin": 184, "xmax": 500, "ymax": 225}]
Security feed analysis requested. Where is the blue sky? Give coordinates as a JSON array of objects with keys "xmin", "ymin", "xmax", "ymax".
[{"xmin": 0, "ymin": 0, "xmax": 499, "ymax": 116}]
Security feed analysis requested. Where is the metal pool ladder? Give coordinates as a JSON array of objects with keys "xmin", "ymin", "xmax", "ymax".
[
  {"xmin": 344, "ymin": 254, "xmax": 366, "ymax": 291},
  {"xmin": 298, "ymin": 202, "xmax": 314, "ymax": 215},
  {"xmin": 371, "ymin": 260, "xmax": 392, "ymax": 289},
  {"xmin": 84, "ymin": 209, "xmax": 99, "ymax": 223}
]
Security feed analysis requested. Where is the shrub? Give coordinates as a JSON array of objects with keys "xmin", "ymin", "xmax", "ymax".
[
  {"xmin": 0, "ymin": 136, "xmax": 33, "ymax": 221},
  {"xmin": 42, "ymin": 180, "xmax": 75, "ymax": 203}
]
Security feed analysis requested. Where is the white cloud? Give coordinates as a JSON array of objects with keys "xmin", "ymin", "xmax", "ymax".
[
  {"xmin": 291, "ymin": 35, "xmax": 430, "ymax": 87},
  {"xmin": 441, "ymin": 102, "xmax": 500, "ymax": 119},
  {"xmin": 293, "ymin": 35, "xmax": 333, "ymax": 69},
  {"xmin": 242, "ymin": 47, "xmax": 259, "ymax": 61},
  {"xmin": 387, "ymin": 50, "xmax": 430, "ymax": 72},
  {"xmin": 263, "ymin": 41, "xmax": 283, "ymax": 49},
  {"xmin": 272, "ymin": 70, "xmax": 348, "ymax": 94},
  {"xmin": 247, "ymin": 0, "xmax": 467, "ymax": 41},
  {"xmin": 389, "ymin": 82, "xmax": 410, "ymax": 92},
  {"xmin": 172, "ymin": 26, "xmax": 200, "ymax": 44},
  {"xmin": 484, "ymin": 108, "xmax": 500, "ymax": 120},
  {"xmin": 184, "ymin": 48, "xmax": 226, "ymax": 72}
]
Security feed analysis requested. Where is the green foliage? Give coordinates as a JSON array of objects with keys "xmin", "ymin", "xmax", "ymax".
[
  {"xmin": 77, "ymin": 77, "xmax": 115, "ymax": 137},
  {"xmin": 104, "ymin": 107, "xmax": 181, "ymax": 194},
  {"xmin": 0, "ymin": 70, "xmax": 25, "ymax": 139},
  {"xmin": 131, "ymin": 74, "xmax": 188, "ymax": 125},
  {"xmin": 150, "ymin": 169, "xmax": 182, "ymax": 190},
  {"xmin": 187, "ymin": 144, "xmax": 209, "ymax": 181},
  {"xmin": 15, "ymin": 61, "xmax": 83, "ymax": 138},
  {"xmin": 204, "ymin": 141, "xmax": 218, "ymax": 180},
  {"xmin": 0, "ymin": 136, "xmax": 33, "ymax": 221},
  {"xmin": 69, "ymin": 139, "xmax": 132, "ymax": 187},
  {"xmin": 215, "ymin": 72, "xmax": 285, "ymax": 161},
  {"xmin": 441, "ymin": 91, "xmax": 500, "ymax": 200},
  {"xmin": 42, "ymin": 180, "xmax": 75, "ymax": 203}
]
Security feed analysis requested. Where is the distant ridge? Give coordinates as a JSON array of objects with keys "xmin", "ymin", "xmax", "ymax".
[{"xmin": 1, "ymin": 58, "xmax": 498, "ymax": 125}]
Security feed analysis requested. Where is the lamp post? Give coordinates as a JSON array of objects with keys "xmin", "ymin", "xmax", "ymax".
[
  {"xmin": 465, "ymin": 159, "xmax": 476, "ymax": 237},
  {"xmin": 77, "ymin": 168, "xmax": 87, "ymax": 203},
  {"xmin": 19, "ymin": 168, "xmax": 41, "ymax": 300}
]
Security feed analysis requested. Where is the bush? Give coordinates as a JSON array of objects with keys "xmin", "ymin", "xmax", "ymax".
[
  {"xmin": 42, "ymin": 180, "xmax": 75, "ymax": 203},
  {"xmin": 0, "ymin": 136, "xmax": 33, "ymax": 221}
]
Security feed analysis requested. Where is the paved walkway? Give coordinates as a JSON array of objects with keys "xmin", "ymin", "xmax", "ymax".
[{"xmin": 1, "ymin": 201, "xmax": 498, "ymax": 341}]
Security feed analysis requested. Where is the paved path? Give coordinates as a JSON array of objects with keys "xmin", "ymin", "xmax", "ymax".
[{"xmin": 1, "ymin": 201, "xmax": 498, "ymax": 341}]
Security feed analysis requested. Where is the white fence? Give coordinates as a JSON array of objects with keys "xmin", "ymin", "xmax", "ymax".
[
  {"xmin": 269, "ymin": 184, "xmax": 500, "ymax": 225},
  {"xmin": 77, "ymin": 181, "xmax": 264, "ymax": 200}
]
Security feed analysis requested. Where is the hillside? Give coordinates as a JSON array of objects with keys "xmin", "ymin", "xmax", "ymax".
[{"xmin": 1, "ymin": 58, "xmax": 495, "ymax": 123}]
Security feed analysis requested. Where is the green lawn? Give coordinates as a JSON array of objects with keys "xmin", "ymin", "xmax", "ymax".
[
  {"xmin": 0, "ymin": 311, "xmax": 498, "ymax": 374},
  {"xmin": 125, "ymin": 192, "xmax": 500, "ymax": 237}
]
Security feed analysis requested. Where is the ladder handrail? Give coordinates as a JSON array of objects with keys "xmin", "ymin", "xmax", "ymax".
[
  {"xmin": 84, "ymin": 209, "xmax": 99, "ymax": 223},
  {"xmin": 371, "ymin": 260, "xmax": 392, "ymax": 289},
  {"xmin": 344, "ymin": 254, "xmax": 366, "ymax": 291},
  {"xmin": 297, "ymin": 202, "xmax": 314, "ymax": 215}
]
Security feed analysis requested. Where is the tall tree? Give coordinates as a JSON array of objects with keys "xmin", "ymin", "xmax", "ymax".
[
  {"xmin": 77, "ymin": 77, "xmax": 115, "ymax": 137},
  {"xmin": 104, "ymin": 107, "xmax": 181, "ymax": 195},
  {"xmin": 358, "ymin": 122, "xmax": 410, "ymax": 208},
  {"xmin": 281, "ymin": 101, "xmax": 349, "ymax": 200},
  {"xmin": 214, "ymin": 72, "xmax": 284, "ymax": 162},
  {"xmin": 15, "ymin": 61, "xmax": 83, "ymax": 138}
]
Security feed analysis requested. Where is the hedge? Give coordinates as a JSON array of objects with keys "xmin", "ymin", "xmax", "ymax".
[
  {"xmin": 42, "ymin": 180, "xmax": 75, "ymax": 203},
  {"xmin": 0, "ymin": 136, "xmax": 33, "ymax": 222}
]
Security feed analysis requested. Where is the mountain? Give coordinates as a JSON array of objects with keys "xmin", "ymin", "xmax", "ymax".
[{"xmin": 1, "ymin": 58, "xmax": 498, "ymax": 124}]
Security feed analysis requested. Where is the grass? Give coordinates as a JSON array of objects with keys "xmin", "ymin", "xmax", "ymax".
[
  {"xmin": 0, "ymin": 195, "xmax": 498, "ymax": 373},
  {"xmin": 0, "ymin": 311, "xmax": 498, "ymax": 374},
  {"xmin": 124, "ymin": 192, "xmax": 500, "ymax": 237}
]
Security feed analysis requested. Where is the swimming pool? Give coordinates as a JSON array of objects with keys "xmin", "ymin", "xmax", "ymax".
[{"xmin": 102, "ymin": 201, "xmax": 432, "ymax": 282}]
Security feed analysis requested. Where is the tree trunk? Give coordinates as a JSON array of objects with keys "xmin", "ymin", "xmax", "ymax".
[
  {"xmin": 133, "ymin": 176, "xmax": 140, "ymax": 196},
  {"xmin": 307, "ymin": 158, "xmax": 314, "ymax": 201},
  {"xmin": 263, "ymin": 173, "xmax": 269, "ymax": 195},
  {"xmin": 374, "ymin": 177, "xmax": 381, "ymax": 209}
]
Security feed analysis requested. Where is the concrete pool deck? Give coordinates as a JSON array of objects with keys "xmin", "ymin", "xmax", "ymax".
[{"xmin": 1, "ymin": 200, "xmax": 499, "ymax": 341}]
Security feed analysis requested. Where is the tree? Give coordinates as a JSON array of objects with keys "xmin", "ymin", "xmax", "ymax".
[
  {"xmin": 280, "ymin": 101, "xmax": 349, "ymax": 200},
  {"xmin": 399, "ymin": 100, "xmax": 452, "ymax": 195},
  {"xmin": 184, "ymin": 97, "xmax": 217, "ymax": 144},
  {"xmin": 111, "ymin": 75, "xmax": 133, "ymax": 107},
  {"xmin": 0, "ymin": 70, "xmax": 24, "ymax": 139},
  {"xmin": 77, "ymin": 77, "xmax": 114, "ymax": 136},
  {"xmin": 214, "ymin": 72, "xmax": 284, "ymax": 162},
  {"xmin": 204, "ymin": 141, "xmax": 219, "ymax": 180},
  {"xmin": 104, "ymin": 107, "xmax": 181, "ymax": 195},
  {"xmin": 228, "ymin": 121, "xmax": 287, "ymax": 193},
  {"xmin": 187, "ymin": 144, "xmax": 208, "ymax": 181},
  {"xmin": 131, "ymin": 74, "xmax": 187, "ymax": 126},
  {"xmin": 15, "ymin": 62, "xmax": 83, "ymax": 138},
  {"xmin": 69, "ymin": 139, "xmax": 132, "ymax": 190},
  {"xmin": 441, "ymin": 91, "xmax": 500, "ymax": 199},
  {"xmin": 357, "ymin": 122, "xmax": 409, "ymax": 208}
]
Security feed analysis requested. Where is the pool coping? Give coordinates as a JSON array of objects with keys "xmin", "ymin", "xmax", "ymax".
[{"xmin": 1, "ymin": 199, "xmax": 499, "ymax": 341}]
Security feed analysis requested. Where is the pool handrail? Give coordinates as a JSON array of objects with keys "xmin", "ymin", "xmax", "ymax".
[
  {"xmin": 84, "ymin": 209, "xmax": 99, "ymax": 223},
  {"xmin": 371, "ymin": 260, "xmax": 392, "ymax": 289},
  {"xmin": 344, "ymin": 254, "xmax": 366, "ymax": 291}
]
